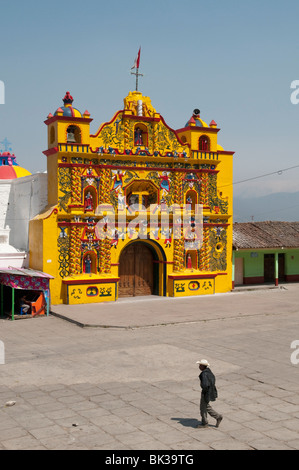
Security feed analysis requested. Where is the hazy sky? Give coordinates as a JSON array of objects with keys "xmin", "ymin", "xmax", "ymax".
[{"xmin": 1, "ymin": 0, "xmax": 299, "ymax": 199}]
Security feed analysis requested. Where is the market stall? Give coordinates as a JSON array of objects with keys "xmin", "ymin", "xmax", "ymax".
[{"xmin": 0, "ymin": 268, "xmax": 53, "ymax": 320}]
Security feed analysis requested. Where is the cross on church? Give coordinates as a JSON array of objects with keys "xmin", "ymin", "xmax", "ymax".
[
  {"xmin": 0, "ymin": 138, "xmax": 12, "ymax": 152},
  {"xmin": 131, "ymin": 67, "xmax": 143, "ymax": 91},
  {"xmin": 130, "ymin": 47, "xmax": 143, "ymax": 91}
]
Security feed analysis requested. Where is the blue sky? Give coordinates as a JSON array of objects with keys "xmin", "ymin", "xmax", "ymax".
[{"xmin": 1, "ymin": 0, "xmax": 299, "ymax": 199}]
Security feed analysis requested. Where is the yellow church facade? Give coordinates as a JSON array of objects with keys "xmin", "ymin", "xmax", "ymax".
[{"xmin": 29, "ymin": 91, "xmax": 234, "ymax": 305}]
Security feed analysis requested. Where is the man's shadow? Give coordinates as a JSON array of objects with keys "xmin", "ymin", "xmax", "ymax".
[{"xmin": 171, "ymin": 417, "xmax": 200, "ymax": 428}]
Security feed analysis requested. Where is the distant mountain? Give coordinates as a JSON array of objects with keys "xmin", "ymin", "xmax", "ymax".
[{"xmin": 233, "ymin": 191, "xmax": 299, "ymax": 222}]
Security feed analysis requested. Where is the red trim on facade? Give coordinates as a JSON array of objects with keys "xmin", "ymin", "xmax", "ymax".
[
  {"xmin": 168, "ymin": 273, "xmax": 227, "ymax": 280},
  {"xmin": 176, "ymin": 126, "xmax": 220, "ymax": 134},
  {"xmin": 43, "ymin": 147, "xmax": 58, "ymax": 156},
  {"xmin": 217, "ymin": 150, "xmax": 235, "ymax": 156},
  {"xmin": 44, "ymin": 207, "xmax": 58, "ymax": 220},
  {"xmin": 89, "ymin": 109, "xmax": 189, "ymax": 149},
  {"xmin": 90, "ymin": 110, "xmax": 124, "ymax": 138},
  {"xmin": 62, "ymin": 278, "xmax": 120, "ymax": 285},
  {"xmin": 57, "ymin": 162, "xmax": 219, "ymax": 174},
  {"xmin": 204, "ymin": 223, "xmax": 230, "ymax": 227},
  {"xmin": 44, "ymin": 116, "xmax": 93, "ymax": 125},
  {"xmin": 157, "ymin": 114, "xmax": 191, "ymax": 148},
  {"xmin": 122, "ymin": 114, "xmax": 160, "ymax": 123}
]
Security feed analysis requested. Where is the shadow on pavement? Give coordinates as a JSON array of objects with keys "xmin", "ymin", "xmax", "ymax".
[{"xmin": 171, "ymin": 417, "xmax": 199, "ymax": 428}]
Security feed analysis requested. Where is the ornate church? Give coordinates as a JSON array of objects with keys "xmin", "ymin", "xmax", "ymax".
[{"xmin": 29, "ymin": 89, "xmax": 234, "ymax": 304}]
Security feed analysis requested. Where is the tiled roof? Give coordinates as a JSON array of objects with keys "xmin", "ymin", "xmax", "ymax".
[{"xmin": 233, "ymin": 221, "xmax": 299, "ymax": 249}]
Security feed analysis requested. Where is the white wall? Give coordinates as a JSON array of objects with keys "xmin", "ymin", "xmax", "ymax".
[
  {"xmin": 2, "ymin": 173, "xmax": 48, "ymax": 251},
  {"xmin": 0, "ymin": 180, "xmax": 12, "ymax": 230}
]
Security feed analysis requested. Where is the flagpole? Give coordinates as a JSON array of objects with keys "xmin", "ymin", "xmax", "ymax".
[
  {"xmin": 131, "ymin": 47, "xmax": 143, "ymax": 91},
  {"xmin": 136, "ymin": 67, "xmax": 139, "ymax": 91}
]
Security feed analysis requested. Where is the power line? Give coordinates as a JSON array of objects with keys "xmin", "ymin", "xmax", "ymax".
[
  {"xmin": 234, "ymin": 202, "xmax": 299, "ymax": 222},
  {"xmin": 220, "ymin": 164, "xmax": 299, "ymax": 188}
]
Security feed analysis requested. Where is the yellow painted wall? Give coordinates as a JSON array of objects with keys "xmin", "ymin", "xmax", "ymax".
[{"xmin": 30, "ymin": 91, "xmax": 234, "ymax": 305}]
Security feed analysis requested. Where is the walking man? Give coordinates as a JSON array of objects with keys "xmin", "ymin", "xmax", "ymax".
[{"xmin": 197, "ymin": 359, "xmax": 222, "ymax": 428}]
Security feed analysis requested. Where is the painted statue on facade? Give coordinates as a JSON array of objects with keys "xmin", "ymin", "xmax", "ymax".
[
  {"xmin": 84, "ymin": 191, "xmax": 93, "ymax": 211},
  {"xmin": 84, "ymin": 254, "xmax": 92, "ymax": 273}
]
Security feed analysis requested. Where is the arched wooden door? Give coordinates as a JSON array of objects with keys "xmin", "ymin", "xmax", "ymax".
[{"xmin": 118, "ymin": 243, "xmax": 154, "ymax": 297}]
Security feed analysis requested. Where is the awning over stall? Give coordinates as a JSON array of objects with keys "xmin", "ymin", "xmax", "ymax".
[{"xmin": 0, "ymin": 267, "xmax": 54, "ymax": 320}]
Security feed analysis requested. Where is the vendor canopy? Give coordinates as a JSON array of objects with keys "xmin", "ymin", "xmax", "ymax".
[{"xmin": 0, "ymin": 268, "xmax": 54, "ymax": 290}]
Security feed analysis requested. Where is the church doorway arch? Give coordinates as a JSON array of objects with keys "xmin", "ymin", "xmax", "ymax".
[{"xmin": 118, "ymin": 241, "xmax": 165, "ymax": 298}]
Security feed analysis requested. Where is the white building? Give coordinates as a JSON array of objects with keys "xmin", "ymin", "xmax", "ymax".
[{"xmin": 0, "ymin": 151, "xmax": 47, "ymax": 267}]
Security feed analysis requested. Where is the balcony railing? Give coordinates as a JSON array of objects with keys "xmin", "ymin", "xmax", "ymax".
[
  {"xmin": 59, "ymin": 143, "xmax": 90, "ymax": 153},
  {"xmin": 192, "ymin": 151, "xmax": 219, "ymax": 161}
]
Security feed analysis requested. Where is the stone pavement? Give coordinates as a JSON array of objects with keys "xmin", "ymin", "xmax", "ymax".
[{"xmin": 0, "ymin": 284, "xmax": 299, "ymax": 450}]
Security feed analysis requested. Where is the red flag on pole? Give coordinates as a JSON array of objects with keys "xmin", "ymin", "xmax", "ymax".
[{"xmin": 131, "ymin": 47, "xmax": 141, "ymax": 70}]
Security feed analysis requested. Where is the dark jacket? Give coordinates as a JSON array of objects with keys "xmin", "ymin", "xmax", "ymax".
[{"xmin": 199, "ymin": 368, "xmax": 218, "ymax": 402}]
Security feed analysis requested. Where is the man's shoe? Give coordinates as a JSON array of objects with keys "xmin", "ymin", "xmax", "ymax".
[
  {"xmin": 216, "ymin": 416, "xmax": 223, "ymax": 428},
  {"xmin": 197, "ymin": 422, "xmax": 208, "ymax": 428}
]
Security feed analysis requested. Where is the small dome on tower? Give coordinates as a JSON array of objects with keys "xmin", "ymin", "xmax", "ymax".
[
  {"xmin": 0, "ymin": 152, "xmax": 31, "ymax": 179},
  {"xmin": 54, "ymin": 91, "xmax": 82, "ymax": 118},
  {"xmin": 185, "ymin": 109, "xmax": 208, "ymax": 128}
]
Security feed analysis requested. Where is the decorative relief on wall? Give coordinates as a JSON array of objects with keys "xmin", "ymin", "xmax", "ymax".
[
  {"xmin": 146, "ymin": 171, "xmax": 175, "ymax": 207},
  {"xmin": 69, "ymin": 225, "xmax": 82, "ymax": 275},
  {"xmin": 199, "ymin": 226, "xmax": 210, "ymax": 271},
  {"xmin": 57, "ymin": 230, "xmax": 70, "ymax": 278},
  {"xmin": 71, "ymin": 166, "xmax": 82, "ymax": 204},
  {"xmin": 183, "ymin": 173, "xmax": 201, "ymax": 195},
  {"xmin": 58, "ymin": 167, "xmax": 71, "ymax": 212},
  {"xmin": 110, "ymin": 170, "xmax": 139, "ymax": 209},
  {"xmin": 209, "ymin": 227, "xmax": 227, "ymax": 271},
  {"xmin": 208, "ymin": 173, "xmax": 228, "ymax": 214},
  {"xmin": 154, "ymin": 122, "xmax": 186, "ymax": 156},
  {"xmin": 100, "ymin": 116, "xmax": 124, "ymax": 149}
]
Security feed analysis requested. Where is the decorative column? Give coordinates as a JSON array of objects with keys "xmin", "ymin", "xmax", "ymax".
[
  {"xmin": 99, "ymin": 167, "xmax": 112, "ymax": 274},
  {"xmin": 200, "ymin": 172, "xmax": 209, "ymax": 206},
  {"xmin": 69, "ymin": 225, "xmax": 81, "ymax": 274},
  {"xmin": 153, "ymin": 121, "xmax": 158, "ymax": 154},
  {"xmin": 71, "ymin": 166, "xmax": 82, "ymax": 204},
  {"xmin": 100, "ymin": 239, "xmax": 111, "ymax": 274},
  {"xmin": 173, "ymin": 171, "xmax": 184, "ymax": 272},
  {"xmin": 199, "ymin": 226, "xmax": 210, "ymax": 271},
  {"xmin": 99, "ymin": 168, "xmax": 111, "ymax": 204},
  {"xmin": 124, "ymin": 119, "xmax": 130, "ymax": 149}
]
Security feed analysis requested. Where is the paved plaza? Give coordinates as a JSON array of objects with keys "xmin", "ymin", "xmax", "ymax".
[{"xmin": 0, "ymin": 284, "xmax": 299, "ymax": 450}]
